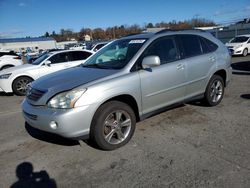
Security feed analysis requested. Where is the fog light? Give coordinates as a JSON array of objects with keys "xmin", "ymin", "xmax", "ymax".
[{"xmin": 50, "ymin": 121, "xmax": 58, "ymax": 129}]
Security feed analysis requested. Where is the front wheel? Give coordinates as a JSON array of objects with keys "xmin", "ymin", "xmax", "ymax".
[
  {"xmin": 12, "ymin": 77, "xmax": 33, "ymax": 96},
  {"xmin": 90, "ymin": 101, "xmax": 136, "ymax": 150},
  {"xmin": 243, "ymin": 48, "xmax": 248, "ymax": 57},
  {"xmin": 203, "ymin": 75, "xmax": 224, "ymax": 106}
]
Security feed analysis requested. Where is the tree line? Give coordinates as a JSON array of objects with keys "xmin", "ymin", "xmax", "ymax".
[{"xmin": 44, "ymin": 18, "xmax": 216, "ymax": 42}]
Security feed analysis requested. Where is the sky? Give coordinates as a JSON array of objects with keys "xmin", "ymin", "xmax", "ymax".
[{"xmin": 0, "ymin": 0, "xmax": 250, "ymax": 38}]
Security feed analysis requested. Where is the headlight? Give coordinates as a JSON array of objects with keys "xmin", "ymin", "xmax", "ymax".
[
  {"xmin": 47, "ymin": 89, "xmax": 86, "ymax": 109},
  {"xmin": 236, "ymin": 44, "xmax": 243, "ymax": 48},
  {"xmin": 0, "ymin": 73, "xmax": 11, "ymax": 79}
]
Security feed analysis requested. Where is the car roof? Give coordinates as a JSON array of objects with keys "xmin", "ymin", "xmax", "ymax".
[
  {"xmin": 50, "ymin": 49, "xmax": 93, "ymax": 55},
  {"xmin": 236, "ymin": 34, "xmax": 250, "ymax": 37},
  {"xmin": 121, "ymin": 33, "xmax": 155, "ymax": 40},
  {"xmin": 121, "ymin": 29, "xmax": 210, "ymax": 40}
]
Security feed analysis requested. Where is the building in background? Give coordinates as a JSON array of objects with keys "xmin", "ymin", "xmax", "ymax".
[
  {"xmin": 196, "ymin": 18, "xmax": 250, "ymax": 43},
  {"xmin": 0, "ymin": 37, "xmax": 56, "ymax": 52}
]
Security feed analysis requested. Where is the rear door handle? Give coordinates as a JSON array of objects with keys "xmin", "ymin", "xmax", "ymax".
[
  {"xmin": 177, "ymin": 64, "xmax": 184, "ymax": 70},
  {"xmin": 209, "ymin": 56, "xmax": 216, "ymax": 62}
]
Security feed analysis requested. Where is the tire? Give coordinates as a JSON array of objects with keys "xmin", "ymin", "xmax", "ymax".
[
  {"xmin": 90, "ymin": 101, "xmax": 136, "ymax": 150},
  {"xmin": 12, "ymin": 77, "xmax": 33, "ymax": 96},
  {"xmin": 243, "ymin": 48, "xmax": 248, "ymax": 57},
  {"xmin": 0, "ymin": 65, "xmax": 14, "ymax": 70},
  {"xmin": 203, "ymin": 75, "xmax": 224, "ymax": 106}
]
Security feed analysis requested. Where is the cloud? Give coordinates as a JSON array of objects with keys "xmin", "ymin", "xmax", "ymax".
[
  {"xmin": 0, "ymin": 29, "xmax": 24, "ymax": 38},
  {"xmin": 18, "ymin": 2, "xmax": 26, "ymax": 7},
  {"xmin": 214, "ymin": 5, "xmax": 250, "ymax": 17},
  {"xmin": 214, "ymin": 9, "xmax": 238, "ymax": 17},
  {"xmin": 245, "ymin": 6, "xmax": 250, "ymax": 11}
]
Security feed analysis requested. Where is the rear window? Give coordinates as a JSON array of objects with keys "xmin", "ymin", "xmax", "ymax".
[{"xmin": 179, "ymin": 35, "xmax": 202, "ymax": 58}]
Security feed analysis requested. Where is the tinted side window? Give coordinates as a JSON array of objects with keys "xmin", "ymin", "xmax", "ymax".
[
  {"xmin": 180, "ymin": 35, "xmax": 202, "ymax": 58},
  {"xmin": 0, "ymin": 51, "xmax": 18, "ymax": 57},
  {"xmin": 49, "ymin": 53, "xmax": 69, "ymax": 64},
  {"xmin": 69, "ymin": 51, "xmax": 92, "ymax": 61},
  {"xmin": 94, "ymin": 44, "xmax": 106, "ymax": 51},
  {"xmin": 143, "ymin": 37, "xmax": 179, "ymax": 65},
  {"xmin": 202, "ymin": 37, "xmax": 218, "ymax": 52}
]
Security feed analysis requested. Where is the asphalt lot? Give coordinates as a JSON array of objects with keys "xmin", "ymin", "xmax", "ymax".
[{"xmin": 0, "ymin": 56, "xmax": 250, "ymax": 188}]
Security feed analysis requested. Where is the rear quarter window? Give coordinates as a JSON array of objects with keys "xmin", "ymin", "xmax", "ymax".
[{"xmin": 199, "ymin": 36, "xmax": 218, "ymax": 53}]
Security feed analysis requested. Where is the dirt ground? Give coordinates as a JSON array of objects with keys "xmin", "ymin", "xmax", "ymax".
[{"xmin": 0, "ymin": 56, "xmax": 249, "ymax": 188}]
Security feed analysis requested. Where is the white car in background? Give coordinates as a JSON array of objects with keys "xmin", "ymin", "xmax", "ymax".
[
  {"xmin": 90, "ymin": 42, "xmax": 109, "ymax": 52},
  {"xmin": 0, "ymin": 50, "xmax": 93, "ymax": 95},
  {"xmin": 0, "ymin": 51, "xmax": 23, "ymax": 70},
  {"xmin": 69, "ymin": 43, "xmax": 86, "ymax": 50},
  {"xmin": 226, "ymin": 35, "xmax": 250, "ymax": 56}
]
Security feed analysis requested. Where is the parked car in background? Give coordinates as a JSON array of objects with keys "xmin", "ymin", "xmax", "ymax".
[
  {"xmin": 0, "ymin": 50, "xmax": 93, "ymax": 95},
  {"xmin": 26, "ymin": 49, "xmax": 62, "ymax": 64},
  {"xmin": 69, "ymin": 43, "xmax": 86, "ymax": 50},
  {"xmin": 0, "ymin": 51, "xmax": 22, "ymax": 70},
  {"xmin": 22, "ymin": 30, "xmax": 232, "ymax": 150},
  {"xmin": 90, "ymin": 42, "xmax": 108, "ymax": 52},
  {"xmin": 225, "ymin": 35, "xmax": 250, "ymax": 56}
]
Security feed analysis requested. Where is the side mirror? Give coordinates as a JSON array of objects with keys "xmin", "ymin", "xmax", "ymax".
[
  {"xmin": 44, "ymin": 60, "xmax": 51, "ymax": 66},
  {"xmin": 142, "ymin": 56, "xmax": 160, "ymax": 69}
]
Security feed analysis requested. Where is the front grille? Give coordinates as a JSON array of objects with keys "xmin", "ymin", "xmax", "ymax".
[
  {"xmin": 23, "ymin": 111, "xmax": 37, "ymax": 120},
  {"xmin": 27, "ymin": 87, "xmax": 47, "ymax": 101}
]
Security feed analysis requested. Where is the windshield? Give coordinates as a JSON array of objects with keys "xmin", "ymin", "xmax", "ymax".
[
  {"xmin": 32, "ymin": 53, "xmax": 50, "ymax": 65},
  {"xmin": 230, "ymin": 36, "xmax": 249, "ymax": 43},
  {"xmin": 82, "ymin": 38, "xmax": 147, "ymax": 69}
]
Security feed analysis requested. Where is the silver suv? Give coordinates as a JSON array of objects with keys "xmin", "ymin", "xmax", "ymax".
[{"xmin": 22, "ymin": 30, "xmax": 232, "ymax": 150}]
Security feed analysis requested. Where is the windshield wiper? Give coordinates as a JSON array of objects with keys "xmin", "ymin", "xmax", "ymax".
[{"xmin": 81, "ymin": 64, "xmax": 108, "ymax": 69}]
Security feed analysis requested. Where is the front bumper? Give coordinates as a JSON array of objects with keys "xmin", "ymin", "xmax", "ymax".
[
  {"xmin": 0, "ymin": 79, "xmax": 13, "ymax": 93},
  {"xmin": 22, "ymin": 99, "xmax": 97, "ymax": 139},
  {"xmin": 228, "ymin": 47, "xmax": 244, "ymax": 55}
]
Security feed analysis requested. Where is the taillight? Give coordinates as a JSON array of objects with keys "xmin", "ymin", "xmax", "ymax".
[{"xmin": 14, "ymin": 56, "xmax": 21, "ymax": 59}]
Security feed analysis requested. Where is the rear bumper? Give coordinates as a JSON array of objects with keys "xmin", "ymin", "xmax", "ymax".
[{"xmin": 226, "ymin": 66, "xmax": 232, "ymax": 87}]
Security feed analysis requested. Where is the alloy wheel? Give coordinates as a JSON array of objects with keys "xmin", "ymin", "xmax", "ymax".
[{"xmin": 103, "ymin": 110, "xmax": 132, "ymax": 145}]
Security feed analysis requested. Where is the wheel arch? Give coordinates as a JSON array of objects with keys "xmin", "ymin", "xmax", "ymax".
[
  {"xmin": 213, "ymin": 69, "xmax": 227, "ymax": 87},
  {"xmin": 0, "ymin": 64, "xmax": 14, "ymax": 70},
  {"xmin": 12, "ymin": 75, "xmax": 34, "ymax": 90},
  {"xmin": 97, "ymin": 94, "xmax": 140, "ymax": 122}
]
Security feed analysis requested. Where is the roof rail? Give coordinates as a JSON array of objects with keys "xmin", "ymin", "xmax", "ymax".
[
  {"xmin": 155, "ymin": 29, "xmax": 206, "ymax": 35},
  {"xmin": 124, "ymin": 33, "xmax": 142, "ymax": 37}
]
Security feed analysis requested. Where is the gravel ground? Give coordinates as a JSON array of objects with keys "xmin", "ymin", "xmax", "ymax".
[{"xmin": 0, "ymin": 56, "xmax": 249, "ymax": 188}]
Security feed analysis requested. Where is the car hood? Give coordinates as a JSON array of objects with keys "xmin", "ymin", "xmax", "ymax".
[
  {"xmin": 0, "ymin": 64, "xmax": 37, "ymax": 74},
  {"xmin": 226, "ymin": 42, "xmax": 245, "ymax": 47},
  {"xmin": 29, "ymin": 66, "xmax": 119, "ymax": 105}
]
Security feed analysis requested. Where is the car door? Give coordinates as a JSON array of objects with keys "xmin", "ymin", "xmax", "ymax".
[
  {"xmin": 138, "ymin": 36, "xmax": 186, "ymax": 114},
  {"xmin": 177, "ymin": 35, "xmax": 218, "ymax": 98},
  {"xmin": 38, "ymin": 52, "xmax": 70, "ymax": 77}
]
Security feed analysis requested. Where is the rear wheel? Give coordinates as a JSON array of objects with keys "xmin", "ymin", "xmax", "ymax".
[
  {"xmin": 90, "ymin": 101, "xmax": 136, "ymax": 150},
  {"xmin": 12, "ymin": 77, "xmax": 33, "ymax": 96},
  {"xmin": 243, "ymin": 48, "xmax": 248, "ymax": 57},
  {"xmin": 203, "ymin": 75, "xmax": 224, "ymax": 106}
]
